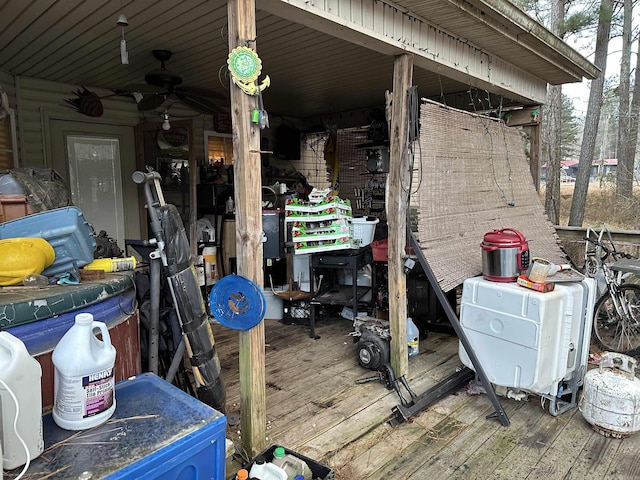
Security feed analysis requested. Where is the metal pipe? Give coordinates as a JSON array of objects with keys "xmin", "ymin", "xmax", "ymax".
[
  {"xmin": 165, "ymin": 336, "xmax": 186, "ymax": 384},
  {"xmin": 148, "ymin": 254, "xmax": 161, "ymax": 375}
]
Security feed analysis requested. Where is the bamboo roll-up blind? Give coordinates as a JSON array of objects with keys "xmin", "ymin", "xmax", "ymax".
[{"xmin": 414, "ymin": 99, "xmax": 567, "ymax": 292}]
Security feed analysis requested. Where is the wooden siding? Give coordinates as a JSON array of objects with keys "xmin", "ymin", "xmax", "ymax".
[
  {"xmin": 0, "ymin": 70, "xmax": 17, "ymax": 169},
  {"xmin": 14, "ymin": 75, "xmax": 215, "ymax": 242}
]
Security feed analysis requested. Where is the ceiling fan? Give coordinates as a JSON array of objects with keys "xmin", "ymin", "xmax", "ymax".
[{"xmin": 125, "ymin": 49, "xmax": 225, "ymax": 114}]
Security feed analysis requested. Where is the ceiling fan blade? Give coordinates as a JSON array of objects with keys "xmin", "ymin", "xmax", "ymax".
[
  {"xmin": 123, "ymin": 84, "xmax": 167, "ymax": 95},
  {"xmin": 137, "ymin": 93, "xmax": 166, "ymax": 111},
  {"xmin": 176, "ymin": 85, "xmax": 227, "ymax": 100},
  {"xmin": 175, "ymin": 92, "xmax": 223, "ymax": 114}
]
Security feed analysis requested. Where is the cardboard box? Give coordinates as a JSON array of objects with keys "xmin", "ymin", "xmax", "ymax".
[
  {"xmin": 293, "ymin": 236, "xmax": 353, "ymax": 254},
  {"xmin": 0, "ymin": 193, "xmax": 34, "ymax": 223},
  {"xmin": 516, "ymin": 274, "xmax": 555, "ymax": 292},
  {"xmin": 285, "ymin": 197, "xmax": 352, "ymax": 222},
  {"xmin": 291, "ymin": 221, "xmax": 351, "ymax": 242}
]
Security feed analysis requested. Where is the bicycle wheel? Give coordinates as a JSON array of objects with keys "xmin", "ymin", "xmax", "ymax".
[{"xmin": 592, "ymin": 284, "xmax": 640, "ymax": 355}]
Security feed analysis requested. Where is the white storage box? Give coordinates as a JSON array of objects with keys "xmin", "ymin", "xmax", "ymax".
[
  {"xmin": 351, "ymin": 216, "xmax": 379, "ymax": 247},
  {"xmin": 458, "ymin": 276, "xmax": 595, "ymax": 397},
  {"xmin": 293, "ymin": 254, "xmax": 312, "ymax": 292}
]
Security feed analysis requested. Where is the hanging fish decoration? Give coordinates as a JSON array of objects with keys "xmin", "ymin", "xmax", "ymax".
[{"xmin": 64, "ymin": 87, "xmax": 104, "ymax": 117}]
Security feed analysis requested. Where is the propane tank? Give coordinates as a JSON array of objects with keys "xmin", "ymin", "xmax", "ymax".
[{"xmin": 579, "ymin": 352, "xmax": 640, "ymax": 438}]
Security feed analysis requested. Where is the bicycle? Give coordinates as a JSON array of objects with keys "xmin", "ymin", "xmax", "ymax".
[{"xmin": 584, "ymin": 225, "xmax": 640, "ymax": 355}]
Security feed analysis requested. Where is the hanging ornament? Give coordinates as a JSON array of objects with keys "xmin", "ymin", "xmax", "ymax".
[
  {"xmin": 227, "ymin": 46, "xmax": 270, "ymax": 96},
  {"xmin": 64, "ymin": 87, "xmax": 104, "ymax": 117}
]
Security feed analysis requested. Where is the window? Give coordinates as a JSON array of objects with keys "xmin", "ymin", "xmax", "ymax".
[{"xmin": 206, "ymin": 133, "xmax": 234, "ymax": 165}]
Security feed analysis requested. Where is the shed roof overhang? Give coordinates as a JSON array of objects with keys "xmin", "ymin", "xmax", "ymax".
[
  {"xmin": 0, "ymin": 0, "xmax": 597, "ymax": 122},
  {"xmin": 260, "ymin": 0, "xmax": 598, "ymax": 106}
]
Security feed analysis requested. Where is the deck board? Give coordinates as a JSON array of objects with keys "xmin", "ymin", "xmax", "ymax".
[{"xmin": 214, "ymin": 317, "xmax": 640, "ymax": 479}]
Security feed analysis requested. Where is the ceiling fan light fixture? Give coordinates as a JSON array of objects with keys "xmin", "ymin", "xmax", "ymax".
[
  {"xmin": 116, "ymin": 14, "xmax": 129, "ymax": 27},
  {"xmin": 162, "ymin": 110, "xmax": 171, "ymax": 131}
]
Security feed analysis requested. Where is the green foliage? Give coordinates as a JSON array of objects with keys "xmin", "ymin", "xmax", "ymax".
[
  {"xmin": 561, "ymin": 93, "xmax": 581, "ymax": 157},
  {"xmin": 511, "ymin": 0, "xmax": 547, "ymax": 22},
  {"xmin": 561, "ymin": 9, "xmax": 597, "ymax": 35},
  {"xmin": 515, "ymin": 0, "xmax": 603, "ymax": 37}
]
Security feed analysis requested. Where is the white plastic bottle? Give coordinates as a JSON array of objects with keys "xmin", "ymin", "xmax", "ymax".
[
  {"xmin": 0, "ymin": 331, "xmax": 44, "ymax": 470},
  {"xmin": 407, "ymin": 316, "xmax": 420, "ymax": 357},
  {"xmin": 271, "ymin": 447, "xmax": 312, "ymax": 480},
  {"xmin": 249, "ymin": 455, "xmax": 287, "ymax": 480},
  {"xmin": 52, "ymin": 313, "xmax": 117, "ymax": 430},
  {"xmin": 202, "ymin": 245, "xmax": 217, "ymax": 286}
]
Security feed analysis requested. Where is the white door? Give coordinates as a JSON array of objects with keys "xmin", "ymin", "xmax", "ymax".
[{"xmin": 50, "ymin": 121, "xmax": 137, "ymax": 249}]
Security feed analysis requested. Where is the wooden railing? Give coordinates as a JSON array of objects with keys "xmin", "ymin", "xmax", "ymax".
[{"xmin": 555, "ymin": 225, "xmax": 640, "ymax": 267}]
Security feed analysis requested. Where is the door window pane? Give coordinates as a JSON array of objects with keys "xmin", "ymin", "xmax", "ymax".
[{"xmin": 67, "ymin": 135, "xmax": 125, "ymax": 246}]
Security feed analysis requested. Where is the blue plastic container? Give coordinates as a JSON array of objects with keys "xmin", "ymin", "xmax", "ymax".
[
  {"xmin": 0, "ymin": 206, "xmax": 96, "ymax": 276},
  {"xmin": 7, "ymin": 373, "xmax": 227, "ymax": 479}
]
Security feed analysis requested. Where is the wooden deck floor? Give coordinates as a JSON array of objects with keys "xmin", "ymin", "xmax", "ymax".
[{"xmin": 213, "ymin": 316, "xmax": 640, "ymax": 480}]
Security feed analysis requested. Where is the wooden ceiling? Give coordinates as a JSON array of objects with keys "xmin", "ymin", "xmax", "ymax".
[{"xmin": 0, "ymin": 0, "xmax": 596, "ymax": 121}]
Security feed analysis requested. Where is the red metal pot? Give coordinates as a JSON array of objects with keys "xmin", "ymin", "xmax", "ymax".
[{"xmin": 481, "ymin": 228, "xmax": 530, "ymax": 282}]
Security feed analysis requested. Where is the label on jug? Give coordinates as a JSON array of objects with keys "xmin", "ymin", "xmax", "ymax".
[
  {"xmin": 54, "ymin": 367, "xmax": 115, "ymax": 419},
  {"xmin": 408, "ymin": 339, "xmax": 419, "ymax": 357}
]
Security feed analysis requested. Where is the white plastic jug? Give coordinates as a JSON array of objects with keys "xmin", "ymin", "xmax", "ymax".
[
  {"xmin": 52, "ymin": 313, "xmax": 117, "ymax": 430},
  {"xmin": 271, "ymin": 447, "xmax": 312, "ymax": 480},
  {"xmin": 249, "ymin": 456, "xmax": 287, "ymax": 480},
  {"xmin": 0, "ymin": 331, "xmax": 44, "ymax": 470},
  {"xmin": 407, "ymin": 317, "xmax": 419, "ymax": 357}
]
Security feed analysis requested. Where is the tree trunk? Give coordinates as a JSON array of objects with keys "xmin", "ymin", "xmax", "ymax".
[
  {"xmin": 543, "ymin": 0, "xmax": 565, "ymax": 225},
  {"xmin": 616, "ymin": 0, "xmax": 633, "ymax": 199},
  {"xmin": 545, "ymin": 86, "xmax": 562, "ymax": 224},
  {"xmin": 628, "ymin": 37, "xmax": 640, "ymax": 227},
  {"xmin": 568, "ymin": 0, "xmax": 613, "ymax": 226}
]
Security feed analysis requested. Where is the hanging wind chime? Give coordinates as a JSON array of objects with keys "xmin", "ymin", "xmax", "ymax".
[{"xmin": 117, "ymin": 13, "xmax": 129, "ymax": 65}]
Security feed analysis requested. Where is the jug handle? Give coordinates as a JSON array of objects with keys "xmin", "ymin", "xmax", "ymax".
[{"xmin": 92, "ymin": 321, "xmax": 113, "ymax": 349}]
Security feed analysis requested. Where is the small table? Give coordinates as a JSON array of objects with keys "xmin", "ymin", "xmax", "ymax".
[{"xmin": 308, "ymin": 246, "xmax": 375, "ymax": 338}]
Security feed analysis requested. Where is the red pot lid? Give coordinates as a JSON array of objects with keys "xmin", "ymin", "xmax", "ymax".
[{"xmin": 482, "ymin": 228, "xmax": 526, "ymax": 247}]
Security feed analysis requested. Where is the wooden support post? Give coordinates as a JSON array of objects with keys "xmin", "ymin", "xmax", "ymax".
[
  {"xmin": 387, "ymin": 53, "xmax": 413, "ymax": 378},
  {"xmin": 227, "ymin": 0, "xmax": 267, "ymax": 457},
  {"xmin": 525, "ymin": 123, "xmax": 541, "ymax": 192},
  {"xmin": 504, "ymin": 105, "xmax": 541, "ymax": 192}
]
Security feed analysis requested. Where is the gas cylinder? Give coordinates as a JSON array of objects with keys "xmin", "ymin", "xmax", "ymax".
[{"xmin": 579, "ymin": 352, "xmax": 640, "ymax": 438}]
